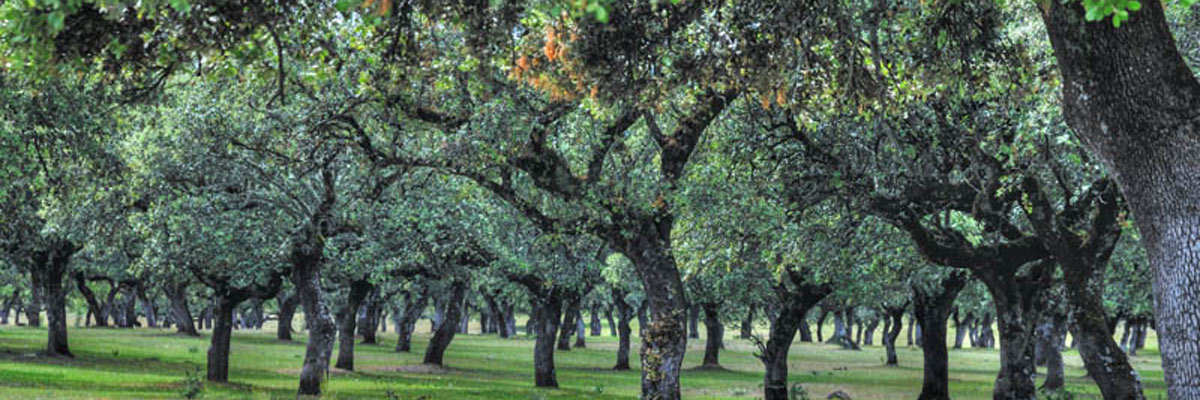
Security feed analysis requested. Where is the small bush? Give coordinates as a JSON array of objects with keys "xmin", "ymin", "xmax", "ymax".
[{"xmin": 790, "ymin": 383, "xmax": 811, "ymax": 400}]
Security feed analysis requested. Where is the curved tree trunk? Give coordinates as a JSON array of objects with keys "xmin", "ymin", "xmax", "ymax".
[
  {"xmin": 761, "ymin": 272, "xmax": 831, "ymax": 400},
  {"xmin": 167, "ymin": 282, "xmax": 199, "ymax": 336},
  {"xmin": 74, "ymin": 273, "xmax": 107, "ymax": 328},
  {"xmin": 883, "ymin": 306, "xmax": 904, "ymax": 366},
  {"xmin": 396, "ymin": 287, "xmax": 428, "ymax": 353},
  {"xmin": 293, "ymin": 254, "xmax": 335, "ymax": 396},
  {"xmin": 36, "ymin": 239, "xmax": 77, "ymax": 357},
  {"xmin": 1037, "ymin": 312, "xmax": 1068, "ymax": 391},
  {"xmin": 557, "ymin": 297, "xmax": 580, "ymax": 351},
  {"xmin": 612, "ymin": 288, "xmax": 634, "ymax": 370},
  {"xmin": 275, "ymin": 289, "xmax": 299, "ymax": 341},
  {"xmin": 701, "ymin": 302, "xmax": 723, "ymax": 368},
  {"xmin": 912, "ymin": 273, "xmax": 966, "ymax": 400},
  {"xmin": 1041, "ymin": 0, "xmax": 1200, "ymax": 396},
  {"xmin": 335, "ymin": 279, "xmax": 373, "ymax": 371},
  {"xmin": 423, "ymin": 281, "xmax": 466, "ymax": 366}
]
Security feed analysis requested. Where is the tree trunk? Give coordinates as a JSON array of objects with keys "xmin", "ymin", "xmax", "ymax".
[
  {"xmin": 983, "ymin": 271, "xmax": 1047, "ymax": 400},
  {"xmin": 1037, "ymin": 313, "xmax": 1067, "ymax": 392},
  {"xmin": 701, "ymin": 302, "xmax": 722, "ymax": 368},
  {"xmin": 606, "ymin": 306, "xmax": 617, "ymax": 337},
  {"xmin": 688, "ymin": 303, "xmax": 700, "ymax": 340},
  {"xmin": 73, "ymin": 273, "xmax": 107, "ymax": 328},
  {"xmin": 883, "ymin": 306, "xmax": 904, "ymax": 366},
  {"xmin": 863, "ymin": 318, "xmax": 879, "ymax": 346},
  {"xmin": 167, "ymin": 282, "xmax": 198, "ymax": 336},
  {"xmin": 276, "ymin": 289, "xmax": 299, "ymax": 341},
  {"xmin": 741, "ymin": 307, "xmax": 755, "ymax": 339},
  {"xmin": 206, "ymin": 295, "xmax": 243, "ymax": 382},
  {"xmin": 761, "ymin": 276, "xmax": 831, "ymax": 400},
  {"xmin": 396, "ymin": 287, "xmax": 428, "ymax": 353},
  {"xmin": 798, "ymin": 317, "xmax": 813, "ymax": 342},
  {"xmin": 573, "ymin": 313, "xmax": 586, "ymax": 348},
  {"xmin": 335, "ymin": 279, "xmax": 372, "ymax": 371},
  {"xmin": 137, "ymin": 285, "xmax": 158, "ymax": 328},
  {"xmin": 485, "ymin": 294, "xmax": 508, "ymax": 338},
  {"xmin": 533, "ymin": 296, "xmax": 562, "ymax": 387},
  {"xmin": 612, "ymin": 287, "xmax": 634, "ymax": 370},
  {"xmin": 35, "ymin": 239, "xmax": 76, "ymax": 357},
  {"xmin": 423, "ymin": 281, "xmax": 466, "ymax": 366},
  {"xmin": 912, "ymin": 273, "xmax": 966, "ymax": 400},
  {"xmin": 1041, "ymin": 0, "xmax": 1200, "ymax": 396},
  {"xmin": 590, "ymin": 305, "xmax": 603, "ymax": 336},
  {"xmin": 358, "ymin": 287, "xmax": 382, "ymax": 345},
  {"xmin": 954, "ymin": 312, "xmax": 973, "ymax": 350},
  {"xmin": 1063, "ymin": 266, "xmax": 1146, "ymax": 399},
  {"xmin": 558, "ymin": 297, "xmax": 580, "ymax": 351},
  {"xmin": 292, "ymin": 245, "xmax": 335, "ymax": 396}
]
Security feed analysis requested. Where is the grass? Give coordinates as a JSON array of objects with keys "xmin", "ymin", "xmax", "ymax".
[{"xmin": 0, "ymin": 319, "xmax": 1167, "ymax": 399}]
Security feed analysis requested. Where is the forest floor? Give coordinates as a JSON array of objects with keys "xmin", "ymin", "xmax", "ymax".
[{"xmin": 0, "ymin": 322, "xmax": 1168, "ymax": 399}]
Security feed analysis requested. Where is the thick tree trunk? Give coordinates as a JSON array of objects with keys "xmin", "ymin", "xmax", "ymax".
[
  {"xmin": 912, "ymin": 273, "xmax": 966, "ymax": 400},
  {"xmin": 292, "ymin": 249, "xmax": 335, "ymax": 396},
  {"xmin": 35, "ymin": 239, "xmax": 76, "ymax": 357},
  {"xmin": 863, "ymin": 318, "xmax": 879, "ymax": 346},
  {"xmin": 423, "ymin": 281, "xmax": 466, "ymax": 366},
  {"xmin": 167, "ymin": 283, "xmax": 199, "ymax": 336},
  {"xmin": 883, "ymin": 306, "xmax": 904, "ymax": 366},
  {"xmin": 701, "ymin": 302, "xmax": 722, "ymax": 368},
  {"xmin": 761, "ymin": 275, "xmax": 831, "ymax": 400},
  {"xmin": 606, "ymin": 306, "xmax": 617, "ymax": 337},
  {"xmin": 1037, "ymin": 313, "xmax": 1067, "ymax": 392},
  {"xmin": 624, "ymin": 246, "xmax": 689, "ymax": 400},
  {"xmin": 1063, "ymin": 264, "xmax": 1145, "ymax": 399},
  {"xmin": 206, "ymin": 295, "xmax": 242, "ymax": 382},
  {"xmin": 983, "ymin": 270, "xmax": 1048, "ymax": 400},
  {"xmin": 533, "ymin": 296, "xmax": 562, "ymax": 387},
  {"xmin": 1042, "ymin": 0, "xmax": 1200, "ymax": 396},
  {"xmin": 396, "ymin": 287, "xmax": 428, "ymax": 353},
  {"xmin": 276, "ymin": 289, "xmax": 299, "ymax": 341},
  {"xmin": 335, "ymin": 279, "xmax": 373, "ymax": 371}
]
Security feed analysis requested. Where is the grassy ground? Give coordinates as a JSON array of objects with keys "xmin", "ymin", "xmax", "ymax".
[{"xmin": 0, "ymin": 319, "xmax": 1167, "ymax": 399}]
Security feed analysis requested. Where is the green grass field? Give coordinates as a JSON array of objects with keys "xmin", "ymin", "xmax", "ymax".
[{"xmin": 0, "ymin": 319, "xmax": 1167, "ymax": 399}]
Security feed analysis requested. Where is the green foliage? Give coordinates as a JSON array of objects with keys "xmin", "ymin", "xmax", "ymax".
[{"xmin": 1083, "ymin": 0, "xmax": 1142, "ymax": 27}]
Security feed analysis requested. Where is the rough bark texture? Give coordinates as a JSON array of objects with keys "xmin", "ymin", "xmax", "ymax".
[
  {"xmin": 335, "ymin": 279, "xmax": 373, "ymax": 371},
  {"xmin": 760, "ymin": 269, "xmax": 832, "ymax": 400},
  {"xmin": 166, "ymin": 282, "xmax": 198, "ymax": 336},
  {"xmin": 423, "ymin": 280, "xmax": 466, "ymax": 366},
  {"xmin": 1041, "ymin": 0, "xmax": 1200, "ymax": 396},
  {"xmin": 395, "ymin": 287, "xmax": 428, "ymax": 352},
  {"xmin": 34, "ymin": 239, "xmax": 77, "ymax": 357},
  {"xmin": 612, "ymin": 288, "xmax": 634, "ymax": 370},
  {"xmin": 206, "ymin": 295, "xmax": 243, "ymax": 382},
  {"xmin": 1037, "ymin": 313, "xmax": 1068, "ymax": 391},
  {"xmin": 883, "ymin": 305, "xmax": 905, "ymax": 366},
  {"xmin": 700, "ymin": 302, "xmax": 723, "ymax": 368},
  {"xmin": 912, "ymin": 273, "xmax": 967, "ymax": 400},
  {"xmin": 291, "ymin": 170, "xmax": 338, "ymax": 397},
  {"xmin": 276, "ymin": 289, "xmax": 299, "ymax": 341},
  {"xmin": 533, "ymin": 296, "xmax": 562, "ymax": 387}
]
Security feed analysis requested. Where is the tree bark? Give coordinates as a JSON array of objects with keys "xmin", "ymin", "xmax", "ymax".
[
  {"xmin": 557, "ymin": 296, "xmax": 580, "ymax": 351},
  {"xmin": 335, "ymin": 279, "xmax": 373, "ymax": 371},
  {"xmin": 423, "ymin": 280, "xmax": 466, "ymax": 366},
  {"xmin": 73, "ymin": 273, "xmax": 107, "ymax": 328},
  {"xmin": 590, "ymin": 304, "xmax": 603, "ymax": 336},
  {"xmin": 167, "ymin": 282, "xmax": 199, "ymax": 336},
  {"xmin": 687, "ymin": 303, "xmax": 700, "ymax": 340},
  {"xmin": 533, "ymin": 295, "xmax": 562, "ymax": 387},
  {"xmin": 276, "ymin": 289, "xmax": 299, "ymax": 341},
  {"xmin": 1037, "ymin": 312, "xmax": 1067, "ymax": 392},
  {"xmin": 741, "ymin": 307, "xmax": 755, "ymax": 339},
  {"xmin": 701, "ymin": 302, "xmax": 723, "ymax": 368},
  {"xmin": 206, "ymin": 294, "xmax": 243, "ymax": 382},
  {"xmin": 358, "ymin": 287, "xmax": 382, "ymax": 344},
  {"xmin": 34, "ymin": 239, "xmax": 77, "ymax": 357},
  {"xmin": 396, "ymin": 286, "xmax": 428, "ymax": 352},
  {"xmin": 760, "ymin": 271, "xmax": 832, "ymax": 400},
  {"xmin": 292, "ymin": 249, "xmax": 335, "ymax": 396},
  {"xmin": 954, "ymin": 312, "xmax": 973, "ymax": 350},
  {"xmin": 912, "ymin": 273, "xmax": 967, "ymax": 400},
  {"xmin": 613, "ymin": 288, "xmax": 634, "ymax": 370},
  {"xmin": 883, "ymin": 305, "xmax": 905, "ymax": 366},
  {"xmin": 1041, "ymin": 0, "xmax": 1200, "ymax": 396}
]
